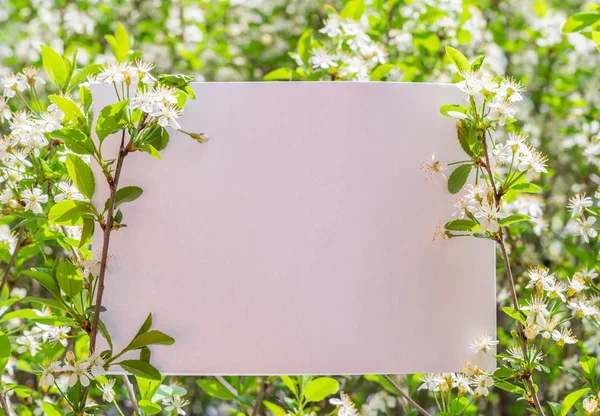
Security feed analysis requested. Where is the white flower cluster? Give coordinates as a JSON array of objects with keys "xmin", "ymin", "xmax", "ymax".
[
  {"xmin": 14, "ymin": 312, "xmax": 71, "ymax": 357},
  {"xmin": 453, "ymin": 184, "xmax": 501, "ymax": 233},
  {"xmin": 128, "ymin": 85, "xmax": 183, "ymax": 130},
  {"xmin": 565, "ymin": 193, "xmax": 599, "ymax": 243},
  {"xmin": 96, "ymin": 60, "xmax": 156, "ymax": 85},
  {"xmin": 1, "ymin": 67, "xmax": 45, "ymax": 98},
  {"xmin": 40, "ymin": 351, "xmax": 106, "ymax": 388},
  {"xmin": 308, "ymin": 14, "xmax": 388, "ymax": 81},
  {"xmin": 360, "ymin": 391, "xmax": 396, "ymax": 416},
  {"xmin": 523, "ymin": 265, "xmax": 600, "ymax": 342}
]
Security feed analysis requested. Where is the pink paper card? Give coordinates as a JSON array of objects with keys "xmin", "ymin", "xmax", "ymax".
[{"xmin": 92, "ymin": 82, "xmax": 496, "ymax": 375}]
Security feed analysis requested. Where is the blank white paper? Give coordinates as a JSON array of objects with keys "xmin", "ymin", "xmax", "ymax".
[{"xmin": 91, "ymin": 82, "xmax": 496, "ymax": 375}]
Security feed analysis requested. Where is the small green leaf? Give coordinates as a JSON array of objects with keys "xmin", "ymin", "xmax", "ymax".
[
  {"xmin": 580, "ymin": 356, "xmax": 597, "ymax": 376},
  {"xmin": 440, "ymin": 104, "xmax": 469, "ymax": 119},
  {"xmin": 280, "ymin": 376, "xmax": 297, "ymax": 396},
  {"xmin": 303, "ymin": 377, "xmax": 340, "ymax": 402},
  {"xmin": 445, "ymin": 46, "xmax": 471, "ymax": 73},
  {"xmin": 135, "ymin": 313, "xmax": 153, "ymax": 338},
  {"xmin": 68, "ymin": 64, "xmax": 103, "ymax": 91},
  {"xmin": 50, "ymin": 128, "xmax": 96, "ymax": 155},
  {"xmin": 66, "ymin": 154, "xmax": 95, "ymax": 200},
  {"xmin": 562, "ymin": 12, "xmax": 600, "ymax": 33},
  {"xmin": 196, "ymin": 379, "xmax": 237, "ymax": 400},
  {"xmin": 49, "ymin": 95, "xmax": 84, "ymax": 123},
  {"xmin": 114, "ymin": 186, "xmax": 144, "ymax": 209},
  {"xmin": 0, "ymin": 332, "xmax": 11, "ymax": 372},
  {"xmin": 139, "ymin": 400, "xmax": 161, "ymax": 415},
  {"xmin": 105, "ymin": 23, "xmax": 131, "ymax": 61},
  {"xmin": 42, "ymin": 401, "xmax": 66, "ymax": 416},
  {"xmin": 263, "ymin": 68, "xmax": 295, "ymax": 81},
  {"xmin": 340, "ymin": 0, "xmax": 365, "ymax": 19},
  {"xmin": 448, "ymin": 165, "xmax": 472, "ymax": 194},
  {"xmin": 48, "ymin": 200, "xmax": 91, "ymax": 225},
  {"xmin": 502, "ymin": 306, "xmax": 526, "ymax": 325},
  {"xmin": 22, "ymin": 269, "xmax": 61, "ymax": 299},
  {"xmin": 444, "ymin": 219, "xmax": 478, "ymax": 232},
  {"xmin": 136, "ymin": 376, "xmax": 164, "ymax": 401},
  {"xmin": 157, "ymin": 74, "xmax": 194, "ymax": 90},
  {"xmin": 79, "ymin": 217, "xmax": 94, "ymax": 247},
  {"xmin": 499, "ymin": 214, "xmax": 530, "ymax": 226},
  {"xmin": 41, "ymin": 46, "xmax": 67, "ymax": 89},
  {"xmin": 560, "ymin": 387, "xmax": 590, "ymax": 416},
  {"xmin": 263, "ymin": 401, "xmax": 286, "ymax": 416},
  {"xmin": 56, "ymin": 260, "xmax": 83, "ymax": 297},
  {"xmin": 511, "ymin": 183, "xmax": 541, "ymax": 193},
  {"xmin": 470, "ymin": 56, "xmax": 485, "ymax": 72},
  {"xmin": 96, "ymin": 100, "xmax": 129, "ymax": 142},
  {"xmin": 297, "ymin": 29, "xmax": 313, "ymax": 66},
  {"xmin": 494, "ymin": 380, "xmax": 525, "ymax": 394},
  {"xmin": 126, "ymin": 330, "xmax": 175, "ymax": 351},
  {"xmin": 370, "ymin": 64, "xmax": 395, "ymax": 81},
  {"xmin": 119, "ymin": 360, "xmax": 162, "ymax": 380}
]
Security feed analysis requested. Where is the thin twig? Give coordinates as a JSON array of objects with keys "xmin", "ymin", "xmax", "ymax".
[
  {"xmin": 0, "ymin": 392, "xmax": 10, "ymax": 416},
  {"xmin": 89, "ymin": 130, "xmax": 128, "ymax": 352},
  {"xmin": 0, "ymin": 224, "xmax": 25, "ymax": 295},
  {"xmin": 122, "ymin": 374, "xmax": 140, "ymax": 416},
  {"xmin": 252, "ymin": 377, "xmax": 267, "ymax": 416},
  {"xmin": 59, "ymin": 225, "xmax": 82, "ymax": 264},
  {"xmin": 481, "ymin": 130, "xmax": 545, "ymax": 416},
  {"xmin": 383, "ymin": 374, "xmax": 430, "ymax": 416}
]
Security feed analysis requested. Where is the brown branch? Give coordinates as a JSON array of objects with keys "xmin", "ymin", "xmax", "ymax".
[
  {"xmin": 252, "ymin": 377, "xmax": 268, "ymax": 416},
  {"xmin": 122, "ymin": 374, "xmax": 140, "ymax": 416},
  {"xmin": 481, "ymin": 130, "xmax": 545, "ymax": 416},
  {"xmin": 89, "ymin": 129, "xmax": 128, "ymax": 352},
  {"xmin": 0, "ymin": 392, "xmax": 9, "ymax": 416},
  {"xmin": 383, "ymin": 375, "xmax": 430, "ymax": 416},
  {"xmin": 0, "ymin": 224, "xmax": 25, "ymax": 295}
]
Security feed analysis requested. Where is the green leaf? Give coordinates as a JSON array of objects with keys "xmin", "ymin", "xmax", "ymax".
[
  {"xmin": 66, "ymin": 154, "xmax": 95, "ymax": 200},
  {"xmin": 139, "ymin": 400, "xmax": 161, "ymax": 415},
  {"xmin": 370, "ymin": 64, "xmax": 395, "ymax": 81},
  {"xmin": 560, "ymin": 387, "xmax": 590, "ymax": 416},
  {"xmin": 263, "ymin": 68, "xmax": 295, "ymax": 81},
  {"xmin": 114, "ymin": 186, "xmax": 143, "ymax": 209},
  {"xmin": 280, "ymin": 376, "xmax": 297, "ymax": 397},
  {"xmin": 119, "ymin": 360, "xmax": 161, "ymax": 380},
  {"xmin": 80, "ymin": 218, "xmax": 94, "ymax": 247},
  {"xmin": 105, "ymin": 23, "xmax": 131, "ymax": 61},
  {"xmin": 42, "ymin": 402, "xmax": 66, "ymax": 416},
  {"xmin": 440, "ymin": 104, "xmax": 469, "ymax": 119},
  {"xmin": 49, "ymin": 95, "xmax": 84, "ymax": 123},
  {"xmin": 98, "ymin": 319, "xmax": 113, "ymax": 351},
  {"xmin": 48, "ymin": 200, "xmax": 91, "ymax": 225},
  {"xmin": 96, "ymin": 100, "xmax": 129, "ymax": 142},
  {"xmin": 448, "ymin": 165, "xmax": 472, "ymax": 194},
  {"xmin": 136, "ymin": 376, "xmax": 164, "ymax": 401},
  {"xmin": 494, "ymin": 381, "xmax": 525, "ymax": 394},
  {"xmin": 444, "ymin": 219, "xmax": 478, "ymax": 232},
  {"xmin": 303, "ymin": 377, "xmax": 340, "ymax": 402},
  {"xmin": 56, "ymin": 260, "xmax": 83, "ymax": 297},
  {"xmin": 135, "ymin": 313, "xmax": 153, "ymax": 338},
  {"xmin": 157, "ymin": 74, "xmax": 194, "ymax": 90},
  {"xmin": 263, "ymin": 401, "xmax": 286, "ymax": 416},
  {"xmin": 445, "ymin": 46, "xmax": 471, "ymax": 73},
  {"xmin": 297, "ymin": 29, "xmax": 312, "ymax": 66},
  {"xmin": 126, "ymin": 330, "xmax": 175, "ymax": 351},
  {"xmin": 470, "ymin": 56, "xmax": 485, "ymax": 72},
  {"xmin": 502, "ymin": 306, "xmax": 526, "ymax": 325},
  {"xmin": 0, "ymin": 332, "xmax": 11, "ymax": 372},
  {"xmin": 22, "ymin": 269, "xmax": 60, "ymax": 299},
  {"xmin": 340, "ymin": 0, "xmax": 365, "ymax": 19},
  {"xmin": 580, "ymin": 356, "xmax": 597, "ymax": 376},
  {"xmin": 196, "ymin": 379, "xmax": 237, "ymax": 400},
  {"xmin": 562, "ymin": 12, "xmax": 600, "ymax": 33},
  {"xmin": 511, "ymin": 183, "xmax": 541, "ymax": 193},
  {"xmin": 41, "ymin": 46, "xmax": 67, "ymax": 89},
  {"xmin": 499, "ymin": 214, "xmax": 530, "ymax": 226},
  {"xmin": 50, "ymin": 128, "xmax": 96, "ymax": 155},
  {"xmin": 68, "ymin": 64, "xmax": 103, "ymax": 91},
  {"xmin": 457, "ymin": 123, "xmax": 475, "ymax": 157}
]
